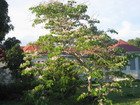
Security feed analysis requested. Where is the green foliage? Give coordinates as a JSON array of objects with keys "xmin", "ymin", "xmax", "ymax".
[
  {"xmin": 0, "ymin": 52, "xmax": 35, "ymax": 101},
  {"xmin": 20, "ymin": 54, "xmax": 33, "ymax": 69},
  {"xmin": 107, "ymin": 29, "xmax": 118, "ymax": 34},
  {"xmin": 0, "ymin": 0, "xmax": 13, "ymax": 42},
  {"xmin": 4, "ymin": 37, "xmax": 24, "ymax": 77},
  {"xmin": 128, "ymin": 37, "xmax": 140, "ymax": 48},
  {"xmin": 24, "ymin": 0, "xmax": 132, "ymax": 104},
  {"xmin": 23, "ymin": 85, "xmax": 48, "ymax": 105},
  {"xmin": 23, "ymin": 57, "xmax": 81, "ymax": 104},
  {"xmin": 107, "ymin": 80, "xmax": 140, "ymax": 105},
  {"xmin": 2, "ymin": 80, "xmax": 140, "ymax": 105},
  {"xmin": 0, "ymin": 81, "xmax": 33, "ymax": 101},
  {"xmin": 4, "ymin": 37, "xmax": 21, "ymax": 49}
]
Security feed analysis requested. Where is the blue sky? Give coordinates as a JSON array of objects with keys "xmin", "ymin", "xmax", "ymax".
[{"xmin": 6, "ymin": 0, "xmax": 140, "ymax": 45}]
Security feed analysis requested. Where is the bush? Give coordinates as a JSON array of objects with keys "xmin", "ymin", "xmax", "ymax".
[
  {"xmin": 0, "ymin": 78, "xmax": 35, "ymax": 101},
  {"xmin": 22, "ymin": 57, "xmax": 81, "ymax": 104},
  {"xmin": 0, "ymin": 83, "xmax": 22, "ymax": 100}
]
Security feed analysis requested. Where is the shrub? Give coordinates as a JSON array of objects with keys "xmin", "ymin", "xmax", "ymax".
[{"xmin": 22, "ymin": 57, "xmax": 81, "ymax": 104}]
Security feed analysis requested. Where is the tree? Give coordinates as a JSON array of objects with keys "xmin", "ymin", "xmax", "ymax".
[
  {"xmin": 23, "ymin": 1, "xmax": 131, "ymax": 104},
  {"xmin": 0, "ymin": 0, "xmax": 13, "ymax": 42},
  {"xmin": 128, "ymin": 37, "xmax": 140, "ymax": 47},
  {"xmin": 4, "ymin": 37, "xmax": 24, "ymax": 77},
  {"xmin": 3, "ymin": 37, "xmax": 21, "ymax": 49}
]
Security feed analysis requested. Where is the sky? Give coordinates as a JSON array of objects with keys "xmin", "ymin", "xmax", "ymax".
[{"xmin": 6, "ymin": 0, "xmax": 140, "ymax": 45}]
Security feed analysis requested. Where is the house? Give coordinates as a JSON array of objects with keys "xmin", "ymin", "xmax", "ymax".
[
  {"xmin": 113, "ymin": 40, "xmax": 140, "ymax": 79},
  {"xmin": 21, "ymin": 45, "xmax": 47, "ymax": 63},
  {"xmin": 22, "ymin": 45, "xmax": 39, "ymax": 53},
  {"xmin": 22, "ymin": 40, "xmax": 140, "ymax": 79}
]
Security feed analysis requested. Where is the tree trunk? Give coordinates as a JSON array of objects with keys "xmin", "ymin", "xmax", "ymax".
[{"xmin": 87, "ymin": 75, "xmax": 92, "ymax": 94}]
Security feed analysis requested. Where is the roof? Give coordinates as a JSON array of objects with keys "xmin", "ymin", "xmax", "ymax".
[
  {"xmin": 22, "ymin": 40, "xmax": 140, "ymax": 54},
  {"xmin": 22, "ymin": 45, "xmax": 39, "ymax": 53},
  {"xmin": 113, "ymin": 39, "xmax": 140, "ymax": 52}
]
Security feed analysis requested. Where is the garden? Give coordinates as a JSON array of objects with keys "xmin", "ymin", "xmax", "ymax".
[
  {"xmin": 1, "ymin": 80, "xmax": 140, "ymax": 105},
  {"xmin": 1, "ymin": 0, "xmax": 140, "ymax": 105}
]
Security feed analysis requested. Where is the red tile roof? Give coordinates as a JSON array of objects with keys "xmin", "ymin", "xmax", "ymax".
[
  {"xmin": 22, "ymin": 40, "xmax": 140, "ymax": 54},
  {"xmin": 22, "ymin": 45, "xmax": 39, "ymax": 53},
  {"xmin": 113, "ymin": 39, "xmax": 140, "ymax": 52}
]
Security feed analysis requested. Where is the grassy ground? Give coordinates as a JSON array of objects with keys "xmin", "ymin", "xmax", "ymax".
[
  {"xmin": 1, "ymin": 80, "xmax": 140, "ymax": 105},
  {"xmin": 109, "ymin": 80, "xmax": 140, "ymax": 105}
]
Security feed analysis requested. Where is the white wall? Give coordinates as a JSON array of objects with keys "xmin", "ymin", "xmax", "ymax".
[
  {"xmin": 0, "ymin": 62, "xmax": 14, "ymax": 85},
  {"xmin": 123, "ymin": 56, "xmax": 140, "ymax": 79}
]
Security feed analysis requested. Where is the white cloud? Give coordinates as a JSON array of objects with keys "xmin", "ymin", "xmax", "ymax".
[
  {"xmin": 110, "ymin": 21, "xmax": 140, "ymax": 41},
  {"xmin": 6, "ymin": 0, "xmax": 140, "ymax": 45},
  {"xmin": 119, "ymin": 21, "xmax": 131, "ymax": 35}
]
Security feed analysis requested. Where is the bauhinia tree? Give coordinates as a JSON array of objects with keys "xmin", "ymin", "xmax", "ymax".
[{"xmin": 23, "ymin": 1, "xmax": 131, "ymax": 104}]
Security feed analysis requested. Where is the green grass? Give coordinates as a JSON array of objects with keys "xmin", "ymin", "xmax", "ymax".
[
  {"xmin": 1, "ymin": 80, "xmax": 140, "ymax": 105},
  {"xmin": 108, "ymin": 80, "xmax": 140, "ymax": 105},
  {"xmin": 114, "ymin": 99, "xmax": 140, "ymax": 105}
]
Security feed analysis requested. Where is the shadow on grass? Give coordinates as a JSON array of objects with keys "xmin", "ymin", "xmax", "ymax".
[
  {"xmin": 1, "ymin": 80, "xmax": 140, "ymax": 105},
  {"xmin": 108, "ymin": 80, "xmax": 140, "ymax": 105}
]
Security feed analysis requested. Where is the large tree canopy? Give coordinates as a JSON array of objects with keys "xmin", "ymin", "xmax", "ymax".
[
  {"xmin": 0, "ymin": 0, "xmax": 13, "ymax": 42},
  {"xmin": 22, "ymin": 1, "xmax": 131, "ymax": 105}
]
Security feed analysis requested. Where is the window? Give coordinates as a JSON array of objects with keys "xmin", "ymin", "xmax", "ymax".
[
  {"xmin": 130, "ymin": 58, "xmax": 136, "ymax": 70},
  {"xmin": 138, "ymin": 57, "xmax": 140, "ymax": 70},
  {"xmin": 37, "ymin": 61, "xmax": 40, "ymax": 63}
]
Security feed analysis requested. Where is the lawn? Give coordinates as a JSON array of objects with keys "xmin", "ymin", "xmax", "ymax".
[
  {"xmin": 109, "ymin": 80, "xmax": 140, "ymax": 105},
  {"xmin": 1, "ymin": 80, "xmax": 140, "ymax": 105}
]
